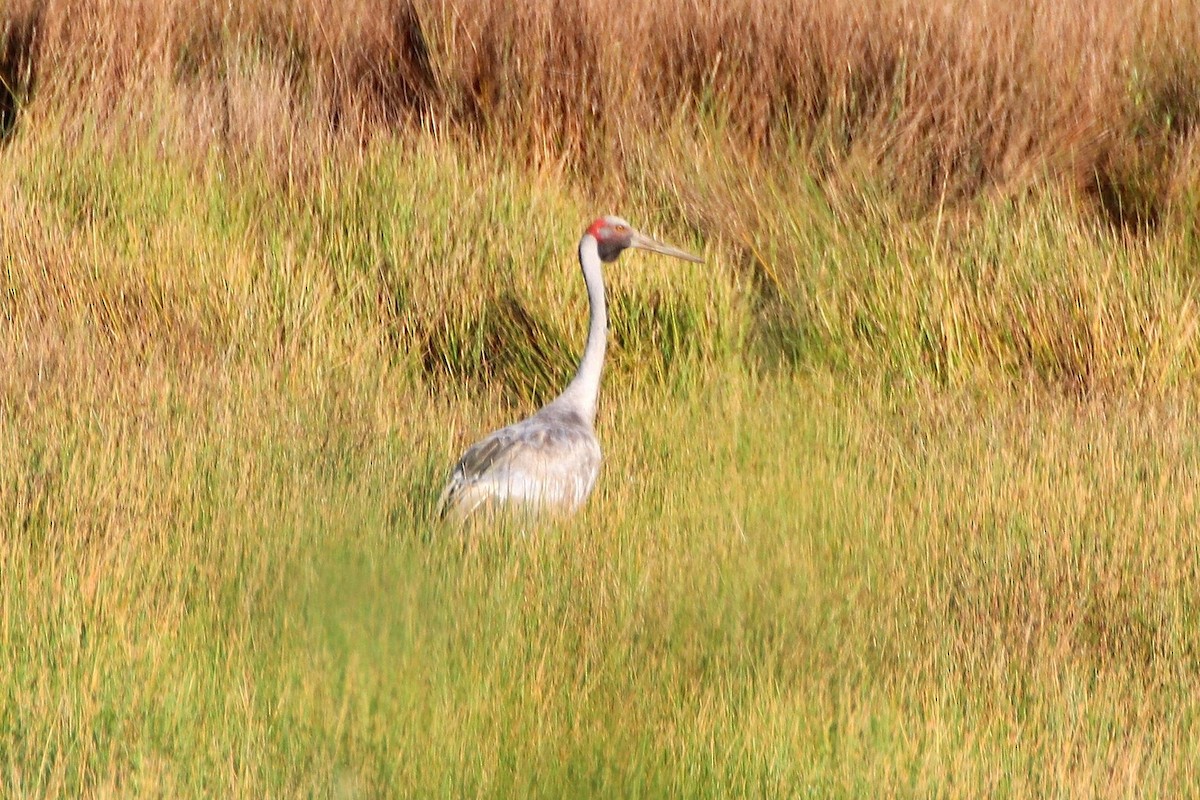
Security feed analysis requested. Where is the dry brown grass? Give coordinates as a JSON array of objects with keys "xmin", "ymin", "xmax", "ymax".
[{"xmin": 2, "ymin": 0, "xmax": 1198, "ymax": 218}]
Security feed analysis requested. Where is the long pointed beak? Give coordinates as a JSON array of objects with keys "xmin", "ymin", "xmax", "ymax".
[{"xmin": 629, "ymin": 230, "xmax": 704, "ymax": 263}]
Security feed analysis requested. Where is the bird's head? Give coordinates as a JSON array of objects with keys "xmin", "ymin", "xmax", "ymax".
[{"xmin": 586, "ymin": 215, "xmax": 703, "ymax": 264}]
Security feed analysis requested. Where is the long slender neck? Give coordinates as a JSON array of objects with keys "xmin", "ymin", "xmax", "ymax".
[{"xmin": 557, "ymin": 234, "xmax": 607, "ymax": 426}]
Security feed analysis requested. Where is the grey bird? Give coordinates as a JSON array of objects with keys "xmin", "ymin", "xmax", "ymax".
[{"xmin": 436, "ymin": 215, "xmax": 703, "ymax": 522}]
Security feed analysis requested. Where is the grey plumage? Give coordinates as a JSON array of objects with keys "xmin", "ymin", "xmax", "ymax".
[
  {"xmin": 436, "ymin": 402, "xmax": 601, "ymax": 521},
  {"xmin": 437, "ymin": 215, "xmax": 702, "ymax": 523}
]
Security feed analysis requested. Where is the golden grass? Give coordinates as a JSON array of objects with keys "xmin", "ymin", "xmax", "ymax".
[
  {"xmin": 3, "ymin": 1, "xmax": 1200, "ymax": 795},
  {"xmin": 5, "ymin": 348, "xmax": 1200, "ymax": 795}
]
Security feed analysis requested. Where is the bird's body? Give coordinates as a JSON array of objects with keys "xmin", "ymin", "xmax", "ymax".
[
  {"xmin": 437, "ymin": 215, "xmax": 702, "ymax": 523},
  {"xmin": 436, "ymin": 401, "xmax": 601, "ymax": 520}
]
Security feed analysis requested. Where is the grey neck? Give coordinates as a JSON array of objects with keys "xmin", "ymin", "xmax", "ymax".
[{"xmin": 557, "ymin": 234, "xmax": 607, "ymax": 426}]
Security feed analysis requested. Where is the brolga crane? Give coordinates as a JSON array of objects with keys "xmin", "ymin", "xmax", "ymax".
[{"xmin": 436, "ymin": 215, "xmax": 703, "ymax": 522}]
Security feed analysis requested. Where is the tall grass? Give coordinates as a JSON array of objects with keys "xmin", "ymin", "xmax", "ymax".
[
  {"xmin": 2, "ymin": 0, "xmax": 1198, "ymax": 388},
  {"xmin": 3, "ymin": 0, "xmax": 1199, "ymax": 208},
  {"xmin": 2, "ymin": 1, "xmax": 1200, "ymax": 796}
]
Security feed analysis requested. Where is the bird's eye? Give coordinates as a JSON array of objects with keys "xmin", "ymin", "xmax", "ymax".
[{"xmin": 614, "ymin": 225, "xmax": 627, "ymax": 232}]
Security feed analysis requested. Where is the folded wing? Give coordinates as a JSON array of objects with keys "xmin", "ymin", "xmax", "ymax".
[{"xmin": 437, "ymin": 409, "xmax": 601, "ymax": 521}]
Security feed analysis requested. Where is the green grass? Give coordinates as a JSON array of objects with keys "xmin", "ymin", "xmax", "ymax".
[{"xmin": 2, "ymin": 120, "xmax": 1200, "ymax": 797}]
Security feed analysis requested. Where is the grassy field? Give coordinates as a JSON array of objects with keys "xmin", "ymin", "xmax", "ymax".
[{"xmin": 3, "ymin": 1, "xmax": 1200, "ymax": 797}]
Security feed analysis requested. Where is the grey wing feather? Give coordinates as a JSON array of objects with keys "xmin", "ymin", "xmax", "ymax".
[
  {"xmin": 436, "ymin": 410, "xmax": 600, "ymax": 520},
  {"xmin": 436, "ymin": 426, "xmax": 518, "ymax": 518}
]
